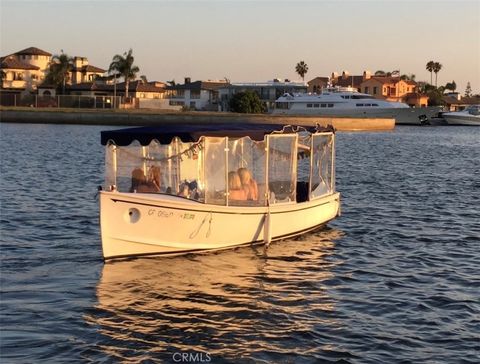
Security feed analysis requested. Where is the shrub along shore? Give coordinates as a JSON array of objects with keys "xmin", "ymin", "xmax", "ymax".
[{"xmin": 0, "ymin": 107, "xmax": 395, "ymax": 131}]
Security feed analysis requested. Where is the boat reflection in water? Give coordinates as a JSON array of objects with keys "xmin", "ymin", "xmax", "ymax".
[{"xmin": 86, "ymin": 228, "xmax": 343, "ymax": 362}]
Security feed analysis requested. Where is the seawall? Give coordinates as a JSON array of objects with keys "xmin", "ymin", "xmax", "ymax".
[{"xmin": 0, "ymin": 108, "xmax": 395, "ymax": 131}]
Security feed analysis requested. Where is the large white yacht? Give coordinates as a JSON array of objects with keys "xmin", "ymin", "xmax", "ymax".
[{"xmin": 272, "ymin": 87, "xmax": 440, "ymax": 124}]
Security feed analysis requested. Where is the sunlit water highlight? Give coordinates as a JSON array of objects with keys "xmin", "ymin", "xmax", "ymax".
[{"xmin": 1, "ymin": 123, "xmax": 479, "ymax": 363}]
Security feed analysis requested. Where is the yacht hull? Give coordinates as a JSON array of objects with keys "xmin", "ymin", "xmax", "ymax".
[
  {"xmin": 443, "ymin": 115, "xmax": 480, "ymax": 126},
  {"xmin": 99, "ymin": 191, "xmax": 341, "ymax": 260},
  {"xmin": 273, "ymin": 107, "xmax": 441, "ymax": 125}
]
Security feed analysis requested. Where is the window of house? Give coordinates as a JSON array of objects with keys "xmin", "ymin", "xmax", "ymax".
[
  {"xmin": 328, "ymin": 103, "xmax": 334, "ymax": 107},
  {"xmin": 313, "ymin": 103, "xmax": 319, "ymax": 108},
  {"xmin": 174, "ymin": 90, "xmax": 185, "ymax": 98},
  {"xmin": 320, "ymin": 103, "xmax": 327, "ymax": 108},
  {"xmin": 307, "ymin": 103, "xmax": 313, "ymax": 108},
  {"xmin": 356, "ymin": 103, "xmax": 364, "ymax": 107},
  {"xmin": 34, "ymin": 55, "xmax": 38, "ymax": 60},
  {"xmin": 373, "ymin": 87, "xmax": 377, "ymax": 94},
  {"xmin": 364, "ymin": 87, "xmax": 369, "ymax": 93},
  {"xmin": 383, "ymin": 87, "xmax": 387, "ymax": 93}
]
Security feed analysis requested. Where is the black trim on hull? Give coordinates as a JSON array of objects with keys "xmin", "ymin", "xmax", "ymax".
[
  {"xmin": 109, "ymin": 195, "xmax": 338, "ymax": 216},
  {"xmin": 103, "ymin": 219, "xmax": 335, "ymax": 261}
]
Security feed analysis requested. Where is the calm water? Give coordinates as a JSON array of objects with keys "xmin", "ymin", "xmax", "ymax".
[{"xmin": 1, "ymin": 123, "xmax": 479, "ymax": 363}]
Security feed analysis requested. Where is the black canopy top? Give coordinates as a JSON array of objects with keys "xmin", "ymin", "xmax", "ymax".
[{"xmin": 101, "ymin": 123, "xmax": 332, "ymax": 146}]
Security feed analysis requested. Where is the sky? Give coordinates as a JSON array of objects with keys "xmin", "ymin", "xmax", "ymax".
[{"xmin": 1, "ymin": 0, "xmax": 479, "ymax": 93}]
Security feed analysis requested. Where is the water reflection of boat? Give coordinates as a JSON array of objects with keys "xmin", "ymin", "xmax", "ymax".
[
  {"xmin": 99, "ymin": 124, "xmax": 340, "ymax": 260},
  {"xmin": 86, "ymin": 229, "xmax": 342, "ymax": 361}
]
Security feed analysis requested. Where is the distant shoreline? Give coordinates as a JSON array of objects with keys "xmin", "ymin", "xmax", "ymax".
[{"xmin": 0, "ymin": 107, "xmax": 395, "ymax": 131}]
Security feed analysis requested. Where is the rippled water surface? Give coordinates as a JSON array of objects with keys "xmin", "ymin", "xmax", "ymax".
[{"xmin": 1, "ymin": 123, "xmax": 479, "ymax": 363}]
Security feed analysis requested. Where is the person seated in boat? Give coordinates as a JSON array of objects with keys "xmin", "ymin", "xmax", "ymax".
[
  {"xmin": 178, "ymin": 181, "xmax": 190, "ymax": 198},
  {"xmin": 146, "ymin": 165, "xmax": 161, "ymax": 192},
  {"xmin": 237, "ymin": 167, "xmax": 258, "ymax": 201},
  {"xmin": 177, "ymin": 180, "xmax": 201, "ymax": 199},
  {"xmin": 130, "ymin": 168, "xmax": 149, "ymax": 192},
  {"xmin": 228, "ymin": 171, "xmax": 247, "ymax": 201}
]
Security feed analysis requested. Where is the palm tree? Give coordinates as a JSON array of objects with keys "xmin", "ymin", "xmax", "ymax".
[
  {"xmin": 400, "ymin": 73, "xmax": 416, "ymax": 81},
  {"xmin": 426, "ymin": 61, "xmax": 435, "ymax": 85},
  {"xmin": 109, "ymin": 49, "xmax": 140, "ymax": 102},
  {"xmin": 108, "ymin": 60, "xmax": 122, "ymax": 108},
  {"xmin": 46, "ymin": 50, "xmax": 73, "ymax": 94},
  {"xmin": 433, "ymin": 62, "xmax": 442, "ymax": 87},
  {"xmin": 295, "ymin": 61, "xmax": 308, "ymax": 81}
]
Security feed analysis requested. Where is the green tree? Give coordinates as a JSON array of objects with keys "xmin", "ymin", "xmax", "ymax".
[
  {"xmin": 426, "ymin": 61, "xmax": 435, "ymax": 85},
  {"xmin": 400, "ymin": 73, "xmax": 416, "ymax": 81},
  {"xmin": 465, "ymin": 82, "xmax": 472, "ymax": 97},
  {"xmin": 295, "ymin": 61, "xmax": 308, "ymax": 81},
  {"xmin": 45, "ymin": 50, "xmax": 73, "ymax": 94},
  {"xmin": 374, "ymin": 70, "xmax": 386, "ymax": 76},
  {"xmin": 433, "ymin": 62, "xmax": 442, "ymax": 87},
  {"xmin": 109, "ymin": 49, "xmax": 140, "ymax": 100},
  {"xmin": 108, "ymin": 59, "xmax": 122, "ymax": 108},
  {"xmin": 426, "ymin": 88, "xmax": 445, "ymax": 106},
  {"xmin": 444, "ymin": 80, "xmax": 457, "ymax": 92},
  {"xmin": 229, "ymin": 90, "xmax": 265, "ymax": 113}
]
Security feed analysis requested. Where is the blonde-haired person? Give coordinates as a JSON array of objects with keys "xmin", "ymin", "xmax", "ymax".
[
  {"xmin": 238, "ymin": 167, "xmax": 258, "ymax": 201},
  {"xmin": 228, "ymin": 171, "xmax": 247, "ymax": 201},
  {"xmin": 147, "ymin": 166, "xmax": 161, "ymax": 192}
]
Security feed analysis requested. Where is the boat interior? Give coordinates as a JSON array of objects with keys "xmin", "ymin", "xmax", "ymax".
[{"xmin": 102, "ymin": 125, "xmax": 336, "ymax": 207}]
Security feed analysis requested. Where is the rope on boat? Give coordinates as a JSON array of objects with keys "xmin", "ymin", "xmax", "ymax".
[{"xmin": 189, "ymin": 211, "xmax": 213, "ymax": 239}]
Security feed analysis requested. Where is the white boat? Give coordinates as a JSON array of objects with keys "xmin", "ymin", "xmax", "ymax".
[
  {"xmin": 272, "ymin": 87, "xmax": 441, "ymax": 124},
  {"xmin": 99, "ymin": 124, "xmax": 341, "ymax": 261},
  {"xmin": 443, "ymin": 105, "xmax": 480, "ymax": 126}
]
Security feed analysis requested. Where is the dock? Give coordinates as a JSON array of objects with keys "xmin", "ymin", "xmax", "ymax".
[{"xmin": 0, "ymin": 108, "xmax": 395, "ymax": 131}]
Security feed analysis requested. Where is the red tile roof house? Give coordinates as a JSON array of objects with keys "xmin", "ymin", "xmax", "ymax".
[{"xmin": 1, "ymin": 47, "xmax": 52, "ymax": 96}]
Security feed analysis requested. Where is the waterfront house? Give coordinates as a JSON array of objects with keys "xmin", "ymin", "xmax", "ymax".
[
  {"xmin": 168, "ymin": 78, "xmax": 229, "ymax": 111},
  {"xmin": 0, "ymin": 47, "xmax": 52, "ymax": 96},
  {"xmin": 70, "ymin": 57, "xmax": 106, "ymax": 84},
  {"xmin": 442, "ymin": 93, "xmax": 480, "ymax": 111},
  {"xmin": 66, "ymin": 79, "xmax": 169, "ymax": 108},
  {"xmin": 331, "ymin": 71, "xmax": 364, "ymax": 91},
  {"xmin": 360, "ymin": 76, "xmax": 416, "ymax": 102},
  {"xmin": 307, "ymin": 77, "xmax": 330, "ymax": 93},
  {"xmin": 359, "ymin": 76, "xmax": 428, "ymax": 107}
]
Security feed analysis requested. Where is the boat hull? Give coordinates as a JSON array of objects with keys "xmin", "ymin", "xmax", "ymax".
[
  {"xmin": 99, "ymin": 191, "xmax": 341, "ymax": 260},
  {"xmin": 273, "ymin": 106, "xmax": 441, "ymax": 125},
  {"xmin": 443, "ymin": 114, "xmax": 480, "ymax": 126}
]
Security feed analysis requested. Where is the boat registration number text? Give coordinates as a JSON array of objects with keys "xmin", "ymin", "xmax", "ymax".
[{"xmin": 148, "ymin": 208, "xmax": 195, "ymax": 220}]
